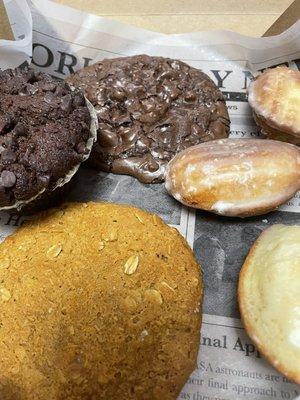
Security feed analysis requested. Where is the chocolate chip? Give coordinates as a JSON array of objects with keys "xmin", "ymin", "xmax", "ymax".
[
  {"xmin": 185, "ymin": 91, "xmax": 197, "ymax": 101},
  {"xmin": 76, "ymin": 142, "xmax": 89, "ymax": 154},
  {"xmin": 1, "ymin": 149, "xmax": 16, "ymax": 164},
  {"xmin": 44, "ymin": 91, "xmax": 56, "ymax": 104},
  {"xmin": 4, "ymin": 134, "xmax": 14, "ymax": 148},
  {"xmin": 0, "ymin": 116, "xmax": 12, "ymax": 134},
  {"xmin": 0, "ymin": 185, "xmax": 8, "ymax": 203},
  {"xmin": 73, "ymin": 93, "xmax": 85, "ymax": 107},
  {"xmin": 170, "ymin": 60, "xmax": 181, "ymax": 70},
  {"xmin": 54, "ymin": 85, "xmax": 66, "ymax": 97},
  {"xmin": 26, "ymin": 84, "xmax": 39, "ymax": 95},
  {"xmin": 41, "ymin": 82, "xmax": 57, "ymax": 92},
  {"xmin": 0, "ymin": 70, "xmax": 12, "ymax": 81},
  {"xmin": 169, "ymin": 87, "xmax": 180, "ymax": 100},
  {"xmin": 67, "ymin": 55, "xmax": 230, "ymax": 183},
  {"xmin": 131, "ymin": 111, "xmax": 142, "ymax": 120},
  {"xmin": 157, "ymin": 70, "xmax": 174, "ymax": 81},
  {"xmin": 146, "ymin": 157, "xmax": 159, "ymax": 172},
  {"xmin": 61, "ymin": 94, "xmax": 73, "ymax": 112},
  {"xmin": 110, "ymin": 89, "xmax": 125, "ymax": 101},
  {"xmin": 1, "ymin": 170, "xmax": 16, "ymax": 188},
  {"xmin": 98, "ymin": 130, "xmax": 119, "ymax": 148},
  {"xmin": 118, "ymin": 114, "xmax": 132, "ymax": 125},
  {"xmin": 191, "ymin": 123, "xmax": 204, "ymax": 135},
  {"xmin": 14, "ymin": 123, "xmax": 27, "ymax": 137},
  {"xmin": 0, "ymin": 67, "xmax": 92, "ymax": 207},
  {"xmin": 141, "ymin": 98, "xmax": 156, "ymax": 112},
  {"xmin": 136, "ymin": 137, "xmax": 151, "ymax": 151},
  {"xmin": 37, "ymin": 173, "xmax": 50, "ymax": 186},
  {"xmin": 25, "ymin": 69, "xmax": 37, "ymax": 83},
  {"xmin": 0, "ymin": 119, "xmax": 7, "ymax": 134}
]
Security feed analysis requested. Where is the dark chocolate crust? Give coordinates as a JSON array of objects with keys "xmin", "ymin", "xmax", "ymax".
[
  {"xmin": 0, "ymin": 68, "xmax": 92, "ymax": 208},
  {"xmin": 67, "ymin": 55, "xmax": 230, "ymax": 183}
]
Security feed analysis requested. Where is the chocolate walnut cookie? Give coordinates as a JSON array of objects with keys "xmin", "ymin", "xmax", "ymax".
[
  {"xmin": 0, "ymin": 68, "xmax": 97, "ymax": 211},
  {"xmin": 67, "ymin": 55, "xmax": 230, "ymax": 183}
]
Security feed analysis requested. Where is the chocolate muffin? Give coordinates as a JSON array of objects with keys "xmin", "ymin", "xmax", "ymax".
[
  {"xmin": 67, "ymin": 55, "xmax": 230, "ymax": 183},
  {"xmin": 0, "ymin": 68, "xmax": 97, "ymax": 211}
]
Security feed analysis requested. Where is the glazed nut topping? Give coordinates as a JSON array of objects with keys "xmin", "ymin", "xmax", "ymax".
[
  {"xmin": 0, "ymin": 258, "xmax": 10, "ymax": 269},
  {"xmin": 46, "ymin": 244, "xmax": 62, "ymax": 259},
  {"xmin": 0, "ymin": 287, "xmax": 11, "ymax": 302},
  {"xmin": 124, "ymin": 254, "xmax": 139, "ymax": 275}
]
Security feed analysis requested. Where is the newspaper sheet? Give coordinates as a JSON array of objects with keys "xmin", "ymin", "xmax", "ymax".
[{"xmin": 2, "ymin": 0, "xmax": 300, "ymax": 398}]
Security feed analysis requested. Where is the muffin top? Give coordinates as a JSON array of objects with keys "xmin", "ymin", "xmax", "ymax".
[{"xmin": 0, "ymin": 68, "xmax": 93, "ymax": 209}]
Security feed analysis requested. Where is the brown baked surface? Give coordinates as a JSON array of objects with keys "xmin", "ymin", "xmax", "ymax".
[
  {"xmin": 0, "ymin": 202, "xmax": 203, "ymax": 400},
  {"xmin": 67, "ymin": 55, "xmax": 230, "ymax": 183},
  {"xmin": 248, "ymin": 67, "xmax": 300, "ymax": 145},
  {"xmin": 253, "ymin": 112, "xmax": 300, "ymax": 145},
  {"xmin": 0, "ymin": 68, "xmax": 92, "ymax": 208},
  {"xmin": 165, "ymin": 138, "xmax": 300, "ymax": 217}
]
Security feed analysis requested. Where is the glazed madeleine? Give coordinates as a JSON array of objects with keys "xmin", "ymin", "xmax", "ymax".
[
  {"xmin": 248, "ymin": 67, "xmax": 300, "ymax": 145},
  {"xmin": 238, "ymin": 224, "xmax": 300, "ymax": 384},
  {"xmin": 165, "ymin": 138, "xmax": 300, "ymax": 217}
]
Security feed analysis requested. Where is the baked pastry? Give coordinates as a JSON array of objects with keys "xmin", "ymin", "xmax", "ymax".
[
  {"xmin": 238, "ymin": 224, "xmax": 300, "ymax": 384},
  {"xmin": 165, "ymin": 138, "xmax": 300, "ymax": 217},
  {"xmin": 0, "ymin": 202, "xmax": 203, "ymax": 400},
  {"xmin": 67, "ymin": 55, "xmax": 230, "ymax": 183},
  {"xmin": 248, "ymin": 67, "xmax": 300, "ymax": 145},
  {"xmin": 0, "ymin": 68, "xmax": 97, "ymax": 212}
]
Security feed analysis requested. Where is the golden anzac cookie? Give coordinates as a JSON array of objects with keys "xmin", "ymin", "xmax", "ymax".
[{"xmin": 0, "ymin": 202, "xmax": 203, "ymax": 400}]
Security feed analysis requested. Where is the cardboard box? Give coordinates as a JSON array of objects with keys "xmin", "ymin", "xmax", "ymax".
[
  {"xmin": 0, "ymin": 0, "xmax": 13, "ymax": 40},
  {"xmin": 263, "ymin": 0, "xmax": 300, "ymax": 36},
  {"xmin": 53, "ymin": 0, "xmax": 294, "ymax": 36},
  {"xmin": 0, "ymin": 0, "xmax": 297, "ymax": 40}
]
